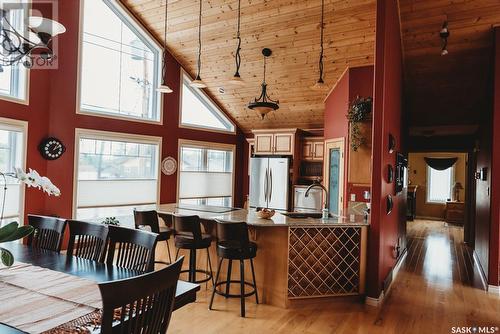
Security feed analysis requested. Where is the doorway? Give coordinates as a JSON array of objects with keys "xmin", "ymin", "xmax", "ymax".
[{"xmin": 323, "ymin": 138, "xmax": 344, "ymax": 216}]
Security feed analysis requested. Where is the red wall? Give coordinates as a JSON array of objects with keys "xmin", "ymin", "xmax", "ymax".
[
  {"xmin": 0, "ymin": 0, "xmax": 245, "ymax": 227},
  {"xmin": 367, "ymin": 0, "xmax": 404, "ymax": 298}
]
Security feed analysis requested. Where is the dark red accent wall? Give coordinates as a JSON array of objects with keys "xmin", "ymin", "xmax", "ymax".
[
  {"xmin": 367, "ymin": 0, "xmax": 404, "ymax": 298},
  {"xmin": 0, "ymin": 0, "xmax": 245, "ymax": 230}
]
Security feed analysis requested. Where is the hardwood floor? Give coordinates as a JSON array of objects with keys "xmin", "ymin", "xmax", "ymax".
[{"xmin": 165, "ymin": 220, "xmax": 500, "ymax": 334}]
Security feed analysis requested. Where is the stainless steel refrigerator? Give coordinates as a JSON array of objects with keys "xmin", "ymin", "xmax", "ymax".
[{"xmin": 249, "ymin": 157, "xmax": 289, "ymax": 211}]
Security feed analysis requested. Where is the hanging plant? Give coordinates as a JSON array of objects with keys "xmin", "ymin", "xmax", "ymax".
[{"xmin": 346, "ymin": 96, "xmax": 373, "ymax": 151}]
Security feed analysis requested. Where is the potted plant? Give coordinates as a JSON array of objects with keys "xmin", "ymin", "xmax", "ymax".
[
  {"xmin": 346, "ymin": 96, "xmax": 373, "ymax": 151},
  {"xmin": 0, "ymin": 167, "xmax": 60, "ymax": 267},
  {"xmin": 102, "ymin": 217, "xmax": 120, "ymax": 226}
]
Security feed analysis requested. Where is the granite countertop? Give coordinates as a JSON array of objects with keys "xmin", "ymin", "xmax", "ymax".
[{"xmin": 156, "ymin": 203, "xmax": 370, "ymax": 228}]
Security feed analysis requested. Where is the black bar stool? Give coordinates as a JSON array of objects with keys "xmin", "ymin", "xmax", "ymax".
[
  {"xmin": 209, "ymin": 219, "xmax": 258, "ymax": 317},
  {"xmin": 173, "ymin": 214, "xmax": 214, "ymax": 285},
  {"xmin": 133, "ymin": 210, "xmax": 173, "ymax": 265}
]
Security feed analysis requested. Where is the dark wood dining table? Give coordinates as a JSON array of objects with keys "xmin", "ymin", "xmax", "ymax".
[{"xmin": 0, "ymin": 242, "xmax": 200, "ymax": 332}]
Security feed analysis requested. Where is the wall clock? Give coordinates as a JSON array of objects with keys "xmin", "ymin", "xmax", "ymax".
[
  {"xmin": 161, "ymin": 157, "xmax": 177, "ymax": 176},
  {"xmin": 39, "ymin": 137, "xmax": 65, "ymax": 160}
]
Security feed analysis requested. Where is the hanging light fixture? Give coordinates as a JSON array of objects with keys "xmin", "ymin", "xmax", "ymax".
[
  {"xmin": 0, "ymin": 7, "xmax": 66, "ymax": 69},
  {"xmin": 311, "ymin": 0, "xmax": 326, "ymax": 90},
  {"xmin": 248, "ymin": 48, "xmax": 279, "ymax": 119},
  {"xmin": 157, "ymin": 0, "xmax": 173, "ymax": 93},
  {"xmin": 440, "ymin": 21, "xmax": 449, "ymax": 56},
  {"xmin": 229, "ymin": 0, "xmax": 244, "ymax": 85},
  {"xmin": 190, "ymin": 0, "xmax": 206, "ymax": 88}
]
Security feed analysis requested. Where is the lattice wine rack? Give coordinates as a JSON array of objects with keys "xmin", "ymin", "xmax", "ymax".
[{"xmin": 288, "ymin": 226, "xmax": 364, "ymax": 298}]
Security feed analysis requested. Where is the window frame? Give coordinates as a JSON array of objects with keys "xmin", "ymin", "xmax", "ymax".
[
  {"xmin": 73, "ymin": 128, "xmax": 162, "ymax": 219},
  {"xmin": 426, "ymin": 165, "xmax": 455, "ymax": 204},
  {"xmin": 179, "ymin": 70, "xmax": 236, "ymax": 134},
  {"xmin": 0, "ymin": 117, "xmax": 27, "ymax": 225},
  {"xmin": 176, "ymin": 139, "xmax": 236, "ymax": 207},
  {"xmin": 76, "ymin": 0, "xmax": 164, "ymax": 125}
]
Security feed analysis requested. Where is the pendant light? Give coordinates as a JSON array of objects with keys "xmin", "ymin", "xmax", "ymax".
[
  {"xmin": 157, "ymin": 0, "xmax": 173, "ymax": 93},
  {"xmin": 190, "ymin": 0, "xmax": 207, "ymax": 88},
  {"xmin": 229, "ymin": 0, "xmax": 244, "ymax": 85},
  {"xmin": 248, "ymin": 48, "xmax": 279, "ymax": 119},
  {"xmin": 311, "ymin": 0, "xmax": 326, "ymax": 90}
]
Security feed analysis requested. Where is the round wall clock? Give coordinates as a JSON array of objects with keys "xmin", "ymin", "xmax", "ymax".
[
  {"xmin": 161, "ymin": 157, "xmax": 177, "ymax": 175},
  {"xmin": 39, "ymin": 137, "xmax": 66, "ymax": 160}
]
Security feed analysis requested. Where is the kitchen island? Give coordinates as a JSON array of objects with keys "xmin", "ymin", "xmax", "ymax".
[{"xmin": 156, "ymin": 204, "xmax": 369, "ymax": 308}]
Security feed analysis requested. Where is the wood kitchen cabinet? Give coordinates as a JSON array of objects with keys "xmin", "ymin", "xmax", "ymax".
[
  {"xmin": 253, "ymin": 129, "xmax": 298, "ymax": 155},
  {"xmin": 302, "ymin": 137, "xmax": 324, "ymax": 161}
]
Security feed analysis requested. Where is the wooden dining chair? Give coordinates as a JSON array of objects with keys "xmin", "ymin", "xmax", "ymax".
[
  {"xmin": 67, "ymin": 220, "xmax": 108, "ymax": 262},
  {"xmin": 98, "ymin": 257, "xmax": 184, "ymax": 334},
  {"xmin": 105, "ymin": 225, "xmax": 158, "ymax": 273},
  {"xmin": 133, "ymin": 210, "xmax": 173, "ymax": 264},
  {"xmin": 27, "ymin": 214, "xmax": 67, "ymax": 252}
]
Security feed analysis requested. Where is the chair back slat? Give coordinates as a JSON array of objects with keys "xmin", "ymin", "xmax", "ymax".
[
  {"xmin": 133, "ymin": 210, "xmax": 161, "ymax": 233},
  {"xmin": 67, "ymin": 220, "xmax": 108, "ymax": 262},
  {"xmin": 106, "ymin": 225, "xmax": 158, "ymax": 273},
  {"xmin": 27, "ymin": 215, "xmax": 67, "ymax": 252},
  {"xmin": 98, "ymin": 257, "xmax": 184, "ymax": 334},
  {"xmin": 173, "ymin": 215, "xmax": 202, "ymax": 242}
]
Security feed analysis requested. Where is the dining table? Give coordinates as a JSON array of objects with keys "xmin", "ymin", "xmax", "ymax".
[{"xmin": 0, "ymin": 242, "xmax": 200, "ymax": 333}]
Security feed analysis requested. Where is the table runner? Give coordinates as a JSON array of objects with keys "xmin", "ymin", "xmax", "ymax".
[{"xmin": 0, "ymin": 262, "xmax": 102, "ymax": 333}]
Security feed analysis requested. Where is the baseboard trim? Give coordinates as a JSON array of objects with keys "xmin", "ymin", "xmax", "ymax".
[
  {"xmin": 365, "ymin": 250, "xmax": 407, "ymax": 307},
  {"xmin": 487, "ymin": 285, "xmax": 500, "ymax": 296},
  {"xmin": 472, "ymin": 250, "xmax": 489, "ymax": 291}
]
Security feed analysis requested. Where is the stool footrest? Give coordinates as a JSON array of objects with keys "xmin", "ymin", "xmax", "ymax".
[
  {"xmin": 180, "ymin": 269, "xmax": 212, "ymax": 284},
  {"xmin": 213, "ymin": 280, "xmax": 257, "ymax": 298}
]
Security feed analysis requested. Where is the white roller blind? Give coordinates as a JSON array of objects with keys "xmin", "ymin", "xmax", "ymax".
[
  {"xmin": 179, "ymin": 172, "xmax": 232, "ymax": 199},
  {"xmin": 77, "ymin": 179, "xmax": 157, "ymax": 207}
]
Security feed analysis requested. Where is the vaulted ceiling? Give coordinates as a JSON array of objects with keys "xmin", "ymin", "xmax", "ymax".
[
  {"xmin": 121, "ymin": 0, "xmax": 377, "ymax": 132},
  {"xmin": 399, "ymin": 0, "xmax": 500, "ymax": 129}
]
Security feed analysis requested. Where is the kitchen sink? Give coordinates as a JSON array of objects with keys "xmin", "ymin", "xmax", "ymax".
[{"xmin": 281, "ymin": 212, "xmax": 333, "ymax": 219}]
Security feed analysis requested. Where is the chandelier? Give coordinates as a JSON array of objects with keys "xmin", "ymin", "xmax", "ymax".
[
  {"xmin": 0, "ymin": 8, "xmax": 66, "ymax": 68},
  {"xmin": 248, "ymin": 48, "xmax": 279, "ymax": 119}
]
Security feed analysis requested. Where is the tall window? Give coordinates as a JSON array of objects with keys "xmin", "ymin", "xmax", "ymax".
[
  {"xmin": 79, "ymin": 0, "xmax": 162, "ymax": 122},
  {"xmin": 0, "ymin": 119, "xmax": 26, "ymax": 227},
  {"xmin": 427, "ymin": 166, "xmax": 453, "ymax": 203},
  {"xmin": 178, "ymin": 141, "xmax": 234, "ymax": 207},
  {"xmin": 0, "ymin": 8, "xmax": 28, "ymax": 102},
  {"xmin": 180, "ymin": 73, "xmax": 235, "ymax": 133},
  {"xmin": 75, "ymin": 130, "xmax": 160, "ymax": 220}
]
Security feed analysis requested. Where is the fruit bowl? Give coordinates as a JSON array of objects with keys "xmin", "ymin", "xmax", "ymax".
[{"xmin": 255, "ymin": 208, "xmax": 275, "ymax": 219}]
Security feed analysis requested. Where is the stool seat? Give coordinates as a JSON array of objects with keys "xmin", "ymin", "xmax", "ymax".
[
  {"xmin": 217, "ymin": 241, "xmax": 257, "ymax": 260},
  {"xmin": 175, "ymin": 233, "xmax": 212, "ymax": 249},
  {"xmin": 138, "ymin": 225, "xmax": 173, "ymax": 241}
]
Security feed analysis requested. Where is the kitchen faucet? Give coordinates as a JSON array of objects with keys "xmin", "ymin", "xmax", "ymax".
[{"xmin": 305, "ymin": 179, "xmax": 329, "ymax": 219}]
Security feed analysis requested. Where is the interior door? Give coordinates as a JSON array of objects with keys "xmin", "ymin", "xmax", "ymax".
[
  {"xmin": 267, "ymin": 158, "xmax": 289, "ymax": 211},
  {"xmin": 249, "ymin": 157, "xmax": 269, "ymax": 208},
  {"xmin": 324, "ymin": 138, "xmax": 345, "ymax": 216}
]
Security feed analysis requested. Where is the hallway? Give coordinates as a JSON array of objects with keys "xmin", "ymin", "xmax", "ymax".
[{"xmin": 166, "ymin": 220, "xmax": 500, "ymax": 334}]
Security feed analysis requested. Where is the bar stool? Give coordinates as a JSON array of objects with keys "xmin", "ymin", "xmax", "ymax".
[
  {"xmin": 173, "ymin": 214, "xmax": 214, "ymax": 285},
  {"xmin": 133, "ymin": 210, "xmax": 173, "ymax": 265},
  {"xmin": 209, "ymin": 219, "xmax": 258, "ymax": 317}
]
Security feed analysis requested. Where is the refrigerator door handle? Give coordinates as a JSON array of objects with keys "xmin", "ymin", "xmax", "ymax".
[
  {"xmin": 269, "ymin": 168, "xmax": 273, "ymax": 202},
  {"xmin": 264, "ymin": 167, "xmax": 269, "ymax": 203}
]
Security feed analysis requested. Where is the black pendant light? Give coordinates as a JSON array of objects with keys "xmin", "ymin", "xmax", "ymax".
[
  {"xmin": 248, "ymin": 48, "xmax": 279, "ymax": 119},
  {"xmin": 312, "ymin": 0, "xmax": 326, "ymax": 89},
  {"xmin": 190, "ymin": 0, "xmax": 207, "ymax": 88},
  {"xmin": 157, "ymin": 0, "xmax": 173, "ymax": 93},
  {"xmin": 229, "ymin": 0, "xmax": 244, "ymax": 85}
]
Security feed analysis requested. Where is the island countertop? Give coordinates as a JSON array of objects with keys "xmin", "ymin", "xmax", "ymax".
[{"xmin": 156, "ymin": 203, "xmax": 369, "ymax": 227}]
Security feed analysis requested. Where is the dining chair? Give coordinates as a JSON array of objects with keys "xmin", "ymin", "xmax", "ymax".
[
  {"xmin": 98, "ymin": 257, "xmax": 184, "ymax": 334},
  {"xmin": 133, "ymin": 210, "xmax": 173, "ymax": 264},
  {"xmin": 27, "ymin": 214, "xmax": 67, "ymax": 252},
  {"xmin": 67, "ymin": 220, "xmax": 108, "ymax": 262},
  {"xmin": 105, "ymin": 225, "xmax": 158, "ymax": 273}
]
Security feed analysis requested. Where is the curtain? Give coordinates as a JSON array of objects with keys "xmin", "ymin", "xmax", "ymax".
[{"xmin": 424, "ymin": 157, "xmax": 458, "ymax": 170}]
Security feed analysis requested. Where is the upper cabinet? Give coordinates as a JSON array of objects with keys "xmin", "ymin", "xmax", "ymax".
[
  {"xmin": 302, "ymin": 137, "xmax": 324, "ymax": 161},
  {"xmin": 253, "ymin": 129, "xmax": 298, "ymax": 155}
]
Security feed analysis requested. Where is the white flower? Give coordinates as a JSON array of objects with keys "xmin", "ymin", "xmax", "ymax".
[{"xmin": 13, "ymin": 167, "xmax": 61, "ymax": 196}]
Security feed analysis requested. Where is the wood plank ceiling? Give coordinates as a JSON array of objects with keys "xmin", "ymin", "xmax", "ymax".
[
  {"xmin": 399, "ymin": 0, "xmax": 500, "ymax": 129},
  {"xmin": 121, "ymin": 0, "xmax": 376, "ymax": 132}
]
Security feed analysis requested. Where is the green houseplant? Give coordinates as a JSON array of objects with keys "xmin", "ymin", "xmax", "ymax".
[
  {"xmin": 0, "ymin": 222, "xmax": 34, "ymax": 266},
  {"xmin": 346, "ymin": 96, "xmax": 373, "ymax": 151},
  {"xmin": 102, "ymin": 217, "xmax": 120, "ymax": 226}
]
